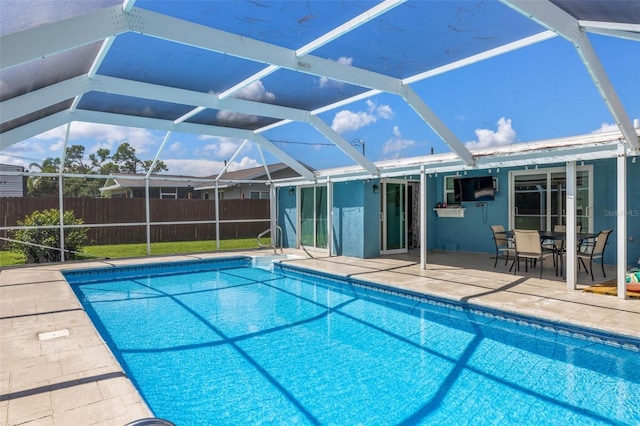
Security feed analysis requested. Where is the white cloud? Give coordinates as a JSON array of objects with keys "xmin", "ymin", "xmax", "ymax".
[
  {"xmin": 28, "ymin": 122, "xmax": 159, "ymax": 155},
  {"xmin": 331, "ymin": 100, "xmax": 394, "ymax": 134},
  {"xmin": 591, "ymin": 122, "xmax": 618, "ymax": 134},
  {"xmin": 225, "ymin": 156, "xmax": 261, "ymax": 171},
  {"xmin": 216, "ymin": 110, "xmax": 260, "ymax": 126},
  {"xmin": 202, "ymin": 136, "xmax": 252, "ymax": 159},
  {"xmin": 233, "ymin": 80, "xmax": 275, "ymax": 103},
  {"xmin": 382, "ymin": 126, "xmax": 416, "ymax": 157},
  {"xmin": 169, "ymin": 142, "xmax": 182, "ymax": 151},
  {"xmin": 217, "ymin": 81, "xmax": 275, "ymax": 126},
  {"xmin": 465, "ymin": 117, "xmax": 516, "ymax": 149},
  {"xmin": 320, "ymin": 57, "xmax": 353, "ymax": 88}
]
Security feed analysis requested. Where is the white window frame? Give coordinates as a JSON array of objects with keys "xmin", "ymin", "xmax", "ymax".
[{"xmin": 508, "ymin": 165, "xmax": 593, "ymax": 232}]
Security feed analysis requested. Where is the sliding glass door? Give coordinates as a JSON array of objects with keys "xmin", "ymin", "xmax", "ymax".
[
  {"xmin": 510, "ymin": 166, "xmax": 592, "ymax": 232},
  {"xmin": 380, "ymin": 180, "xmax": 408, "ymax": 254},
  {"xmin": 300, "ymin": 186, "xmax": 327, "ymax": 249}
]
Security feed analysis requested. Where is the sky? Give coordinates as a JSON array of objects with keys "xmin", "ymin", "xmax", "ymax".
[{"xmin": 1, "ymin": 25, "xmax": 638, "ymax": 178}]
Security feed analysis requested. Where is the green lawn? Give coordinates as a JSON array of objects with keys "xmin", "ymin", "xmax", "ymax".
[{"xmin": 0, "ymin": 238, "xmax": 260, "ymax": 267}]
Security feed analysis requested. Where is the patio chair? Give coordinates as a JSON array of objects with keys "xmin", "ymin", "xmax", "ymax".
[
  {"xmin": 513, "ymin": 229, "xmax": 553, "ymax": 279},
  {"xmin": 543, "ymin": 225, "xmax": 582, "ymax": 269},
  {"xmin": 490, "ymin": 225, "xmax": 515, "ymax": 268},
  {"xmin": 577, "ymin": 229, "xmax": 612, "ymax": 281}
]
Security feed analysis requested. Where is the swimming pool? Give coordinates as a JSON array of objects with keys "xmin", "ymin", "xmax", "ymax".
[{"xmin": 65, "ymin": 256, "xmax": 640, "ymax": 425}]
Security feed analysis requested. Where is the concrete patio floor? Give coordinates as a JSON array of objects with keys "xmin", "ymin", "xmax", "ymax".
[{"xmin": 2, "ymin": 249, "xmax": 639, "ymax": 425}]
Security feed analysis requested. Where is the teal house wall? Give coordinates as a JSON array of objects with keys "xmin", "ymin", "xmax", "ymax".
[
  {"xmin": 279, "ymin": 158, "xmax": 638, "ymax": 266},
  {"xmin": 426, "ymin": 170, "xmax": 509, "ymax": 255},
  {"xmin": 278, "ymin": 186, "xmax": 297, "ymax": 249},
  {"xmin": 332, "ymin": 180, "xmax": 379, "ymax": 258},
  {"xmin": 591, "ymin": 158, "xmax": 639, "ymax": 266}
]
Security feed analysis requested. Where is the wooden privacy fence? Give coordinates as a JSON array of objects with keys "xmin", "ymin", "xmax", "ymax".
[{"xmin": 0, "ymin": 197, "xmax": 270, "ymax": 246}]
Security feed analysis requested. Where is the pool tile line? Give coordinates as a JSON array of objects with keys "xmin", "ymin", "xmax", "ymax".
[
  {"xmin": 63, "ymin": 256, "xmax": 251, "ymax": 284},
  {"xmin": 276, "ymin": 262, "xmax": 640, "ymax": 352}
]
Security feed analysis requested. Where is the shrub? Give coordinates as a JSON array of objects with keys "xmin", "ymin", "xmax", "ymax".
[{"xmin": 10, "ymin": 209, "xmax": 88, "ymax": 263}]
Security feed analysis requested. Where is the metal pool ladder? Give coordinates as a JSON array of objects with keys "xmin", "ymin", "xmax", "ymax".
[{"xmin": 257, "ymin": 225, "xmax": 283, "ymax": 254}]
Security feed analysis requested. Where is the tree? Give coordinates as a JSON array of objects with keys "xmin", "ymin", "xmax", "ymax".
[
  {"xmin": 27, "ymin": 157, "xmax": 60, "ymax": 197},
  {"xmin": 9, "ymin": 209, "xmax": 88, "ymax": 263},
  {"xmin": 111, "ymin": 142, "xmax": 168, "ymax": 174},
  {"xmin": 27, "ymin": 142, "xmax": 169, "ymax": 197}
]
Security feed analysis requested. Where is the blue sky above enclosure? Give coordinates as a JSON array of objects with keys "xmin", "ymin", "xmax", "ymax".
[{"xmin": 1, "ymin": 1, "xmax": 638, "ymax": 177}]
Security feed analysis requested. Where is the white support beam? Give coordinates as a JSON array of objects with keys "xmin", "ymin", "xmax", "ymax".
[
  {"xmin": 145, "ymin": 131, "xmax": 172, "ymax": 178},
  {"xmin": 132, "ymin": 8, "xmax": 403, "ymax": 94},
  {"xmin": 502, "ymin": 1, "xmax": 639, "ymax": 150},
  {"xmin": 308, "ymin": 116, "xmax": 379, "ymax": 175},
  {"xmin": 0, "ymin": 110, "xmax": 72, "ymax": 150},
  {"xmin": 582, "ymin": 28, "xmax": 640, "ymax": 42},
  {"xmin": 297, "ymin": 0, "xmax": 405, "ymax": 56},
  {"xmin": 70, "ymin": 109, "xmax": 257, "ymax": 139},
  {"xmin": 93, "ymin": 75, "xmax": 312, "ymax": 123},
  {"xmin": 401, "ymin": 85, "xmax": 474, "ymax": 165},
  {"xmin": 617, "ymin": 149, "xmax": 628, "ymax": 299},
  {"xmin": 252, "ymin": 134, "xmax": 315, "ymax": 180},
  {"xmin": 0, "ymin": 5, "xmax": 127, "ymax": 70},
  {"xmin": 221, "ymin": 1, "xmax": 403, "ymax": 101},
  {"xmin": 403, "ymin": 30, "xmax": 557, "ymax": 84},
  {"xmin": 1, "ymin": 76, "xmax": 89, "ymax": 123},
  {"xmin": 215, "ymin": 140, "xmax": 249, "ymax": 181},
  {"xmin": 565, "ymin": 161, "xmax": 577, "ymax": 290},
  {"xmin": 579, "ymin": 20, "xmax": 640, "ymax": 36}
]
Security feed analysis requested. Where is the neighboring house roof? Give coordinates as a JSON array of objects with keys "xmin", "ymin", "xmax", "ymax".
[
  {"xmin": 195, "ymin": 163, "xmax": 311, "ymax": 190},
  {"xmin": 99, "ymin": 163, "xmax": 308, "ymax": 193},
  {"xmin": 100, "ymin": 174, "xmax": 214, "ymax": 193}
]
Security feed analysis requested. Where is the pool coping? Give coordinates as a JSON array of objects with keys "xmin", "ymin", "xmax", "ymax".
[{"xmin": 2, "ymin": 249, "xmax": 640, "ymax": 425}]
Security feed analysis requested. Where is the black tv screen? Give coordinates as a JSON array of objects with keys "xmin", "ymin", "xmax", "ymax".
[{"xmin": 454, "ymin": 176, "xmax": 494, "ymax": 202}]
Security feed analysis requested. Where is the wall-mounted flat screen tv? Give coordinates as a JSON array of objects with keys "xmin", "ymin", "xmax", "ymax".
[{"xmin": 454, "ymin": 176, "xmax": 495, "ymax": 202}]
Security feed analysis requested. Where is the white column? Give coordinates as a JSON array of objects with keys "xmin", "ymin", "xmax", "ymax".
[
  {"xmin": 565, "ymin": 161, "xmax": 577, "ymax": 290},
  {"xmin": 214, "ymin": 181, "xmax": 220, "ymax": 251},
  {"xmin": 58, "ymin": 122, "xmax": 71, "ymax": 262},
  {"xmin": 269, "ymin": 184, "xmax": 277, "ymax": 247},
  {"xmin": 145, "ymin": 178, "xmax": 151, "ymax": 256},
  {"xmin": 327, "ymin": 178, "xmax": 333, "ymax": 257},
  {"xmin": 617, "ymin": 150, "xmax": 628, "ymax": 299},
  {"xmin": 420, "ymin": 166, "xmax": 427, "ymax": 270}
]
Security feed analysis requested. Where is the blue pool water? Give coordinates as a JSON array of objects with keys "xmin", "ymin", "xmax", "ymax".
[{"xmin": 65, "ymin": 257, "xmax": 640, "ymax": 425}]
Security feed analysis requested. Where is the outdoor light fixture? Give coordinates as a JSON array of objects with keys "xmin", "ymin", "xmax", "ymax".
[
  {"xmin": 289, "ymin": 187, "xmax": 294, "ymax": 196},
  {"xmin": 373, "ymin": 184, "xmax": 379, "ymax": 194}
]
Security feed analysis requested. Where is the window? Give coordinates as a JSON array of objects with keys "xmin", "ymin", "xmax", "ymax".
[
  {"xmin": 509, "ymin": 165, "xmax": 592, "ymax": 232},
  {"xmin": 250, "ymin": 191, "xmax": 269, "ymax": 199},
  {"xmin": 444, "ymin": 176, "xmax": 457, "ymax": 205},
  {"xmin": 160, "ymin": 188, "xmax": 177, "ymax": 199}
]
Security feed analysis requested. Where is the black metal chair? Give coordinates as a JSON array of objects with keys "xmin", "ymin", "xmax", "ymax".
[
  {"xmin": 577, "ymin": 229, "xmax": 612, "ymax": 281},
  {"xmin": 490, "ymin": 225, "xmax": 514, "ymax": 268}
]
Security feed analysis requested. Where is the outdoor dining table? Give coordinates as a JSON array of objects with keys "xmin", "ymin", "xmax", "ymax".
[{"xmin": 497, "ymin": 230, "xmax": 600, "ymax": 276}]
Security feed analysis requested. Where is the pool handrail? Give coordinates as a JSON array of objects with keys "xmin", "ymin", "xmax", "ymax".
[{"xmin": 257, "ymin": 225, "xmax": 283, "ymax": 254}]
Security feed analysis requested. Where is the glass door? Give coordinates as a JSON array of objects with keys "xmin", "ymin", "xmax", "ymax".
[
  {"xmin": 381, "ymin": 180, "xmax": 407, "ymax": 254},
  {"xmin": 300, "ymin": 186, "xmax": 328, "ymax": 249},
  {"xmin": 510, "ymin": 166, "xmax": 592, "ymax": 232},
  {"xmin": 513, "ymin": 173, "xmax": 547, "ymax": 230}
]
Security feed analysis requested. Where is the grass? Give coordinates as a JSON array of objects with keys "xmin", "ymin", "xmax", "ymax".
[{"xmin": 0, "ymin": 238, "xmax": 260, "ymax": 267}]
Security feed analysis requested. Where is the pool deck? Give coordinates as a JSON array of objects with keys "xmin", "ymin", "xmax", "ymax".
[{"xmin": 2, "ymin": 249, "xmax": 639, "ymax": 425}]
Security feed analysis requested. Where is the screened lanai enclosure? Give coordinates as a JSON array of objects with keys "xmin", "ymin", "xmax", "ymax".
[{"xmin": 1, "ymin": 1, "xmax": 639, "ymax": 298}]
